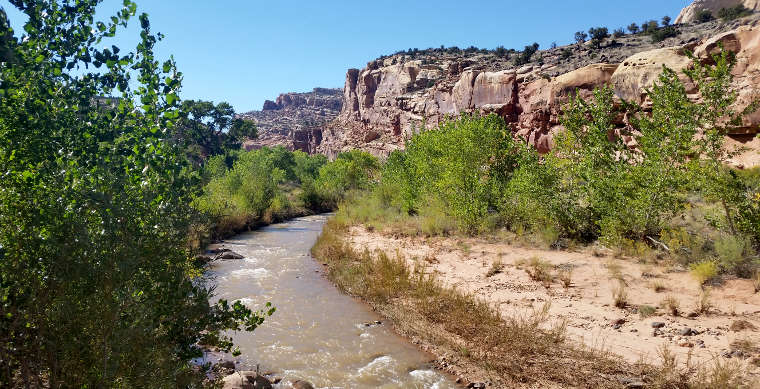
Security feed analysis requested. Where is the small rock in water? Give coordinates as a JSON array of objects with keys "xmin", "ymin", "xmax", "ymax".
[
  {"xmin": 467, "ymin": 382, "xmax": 486, "ymax": 389},
  {"xmin": 291, "ymin": 380, "xmax": 315, "ymax": 389},
  {"xmin": 221, "ymin": 371, "xmax": 272, "ymax": 389},
  {"xmin": 219, "ymin": 251, "xmax": 244, "ymax": 260}
]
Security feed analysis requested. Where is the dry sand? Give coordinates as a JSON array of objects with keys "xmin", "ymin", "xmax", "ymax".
[{"xmin": 347, "ymin": 226, "xmax": 760, "ymax": 379}]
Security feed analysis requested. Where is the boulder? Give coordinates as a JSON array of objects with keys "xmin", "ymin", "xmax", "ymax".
[{"xmin": 222, "ymin": 371, "xmax": 272, "ymax": 389}]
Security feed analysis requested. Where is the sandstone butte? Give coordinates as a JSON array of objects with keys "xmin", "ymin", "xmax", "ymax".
[{"xmin": 246, "ymin": 2, "xmax": 760, "ymax": 167}]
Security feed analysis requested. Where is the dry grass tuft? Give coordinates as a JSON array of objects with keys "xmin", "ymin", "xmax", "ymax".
[
  {"xmin": 558, "ymin": 269, "xmax": 573, "ymax": 288},
  {"xmin": 612, "ymin": 280, "xmax": 628, "ymax": 308},
  {"xmin": 486, "ymin": 260, "xmax": 505, "ymax": 278},
  {"xmin": 650, "ymin": 280, "xmax": 667, "ymax": 293},
  {"xmin": 695, "ymin": 287, "xmax": 713, "ymax": 315},
  {"xmin": 730, "ymin": 319, "xmax": 758, "ymax": 332},
  {"xmin": 605, "ymin": 261, "xmax": 626, "ymax": 283},
  {"xmin": 518, "ymin": 256, "xmax": 554, "ymax": 284},
  {"xmin": 660, "ymin": 295, "xmax": 680, "ymax": 316}
]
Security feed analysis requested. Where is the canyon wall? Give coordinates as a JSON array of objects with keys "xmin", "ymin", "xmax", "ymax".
[
  {"xmin": 316, "ymin": 19, "xmax": 760, "ymax": 159},
  {"xmin": 238, "ymin": 88, "xmax": 342, "ymax": 153}
]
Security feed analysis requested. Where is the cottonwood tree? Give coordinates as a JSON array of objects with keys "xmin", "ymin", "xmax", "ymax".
[{"xmin": 0, "ymin": 1, "xmax": 272, "ymax": 387}]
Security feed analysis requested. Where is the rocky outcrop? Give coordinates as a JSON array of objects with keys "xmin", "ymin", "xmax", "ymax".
[
  {"xmin": 676, "ymin": 0, "xmax": 760, "ymax": 24},
  {"xmin": 316, "ymin": 16, "xmax": 760, "ymax": 158},
  {"xmin": 238, "ymin": 88, "xmax": 342, "ymax": 153}
]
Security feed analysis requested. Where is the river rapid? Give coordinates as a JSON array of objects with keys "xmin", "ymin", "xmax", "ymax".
[{"xmin": 206, "ymin": 215, "xmax": 456, "ymax": 388}]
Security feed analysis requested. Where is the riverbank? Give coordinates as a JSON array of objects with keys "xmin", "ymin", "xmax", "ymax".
[{"xmin": 312, "ymin": 217, "xmax": 760, "ymax": 388}]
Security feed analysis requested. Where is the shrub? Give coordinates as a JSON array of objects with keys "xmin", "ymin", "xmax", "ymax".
[
  {"xmin": 613, "ymin": 28, "xmax": 625, "ymax": 38},
  {"xmin": 696, "ymin": 9, "xmax": 714, "ymax": 23},
  {"xmin": 714, "ymin": 235, "xmax": 756, "ymax": 277},
  {"xmin": 521, "ymin": 256, "xmax": 554, "ymax": 283},
  {"xmin": 639, "ymin": 305, "xmax": 657, "ymax": 318},
  {"xmin": 574, "ymin": 31, "xmax": 588, "ymax": 44},
  {"xmin": 627, "ymin": 23, "xmax": 640, "ymax": 34},
  {"xmin": 588, "ymin": 27, "xmax": 609, "ymax": 41},
  {"xmin": 691, "ymin": 261, "xmax": 719, "ymax": 285},
  {"xmin": 514, "ymin": 42, "xmax": 539, "ymax": 66},
  {"xmin": 381, "ymin": 114, "xmax": 521, "ymax": 233},
  {"xmin": 718, "ymin": 5, "xmax": 753, "ymax": 21},
  {"xmin": 651, "ymin": 26, "xmax": 679, "ymax": 43},
  {"xmin": 696, "ymin": 287, "xmax": 714, "ymax": 314},
  {"xmin": 315, "ymin": 150, "xmax": 380, "ymax": 208},
  {"xmin": 651, "ymin": 280, "xmax": 667, "ymax": 292}
]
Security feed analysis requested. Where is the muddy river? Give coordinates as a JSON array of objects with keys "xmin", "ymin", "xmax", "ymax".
[{"xmin": 206, "ymin": 215, "xmax": 455, "ymax": 388}]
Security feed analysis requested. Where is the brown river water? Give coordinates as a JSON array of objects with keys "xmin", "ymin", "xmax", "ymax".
[{"xmin": 205, "ymin": 214, "xmax": 456, "ymax": 388}]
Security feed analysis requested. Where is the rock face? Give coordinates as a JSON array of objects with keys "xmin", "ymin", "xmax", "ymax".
[
  {"xmin": 676, "ymin": 0, "xmax": 760, "ymax": 24},
  {"xmin": 238, "ymin": 88, "xmax": 342, "ymax": 153},
  {"xmin": 316, "ymin": 16, "xmax": 760, "ymax": 158}
]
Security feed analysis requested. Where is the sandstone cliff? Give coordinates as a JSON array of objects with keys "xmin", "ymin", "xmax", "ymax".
[
  {"xmin": 317, "ymin": 15, "xmax": 760, "ymax": 159},
  {"xmin": 238, "ymin": 88, "xmax": 342, "ymax": 153},
  {"xmin": 676, "ymin": 0, "xmax": 760, "ymax": 23}
]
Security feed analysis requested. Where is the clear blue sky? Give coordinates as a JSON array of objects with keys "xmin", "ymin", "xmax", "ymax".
[{"xmin": 1, "ymin": 0, "xmax": 691, "ymax": 113}]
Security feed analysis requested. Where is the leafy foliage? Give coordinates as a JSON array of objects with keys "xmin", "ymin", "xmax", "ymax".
[
  {"xmin": 0, "ymin": 1, "xmax": 271, "ymax": 386},
  {"xmin": 176, "ymin": 99, "xmax": 257, "ymax": 165}
]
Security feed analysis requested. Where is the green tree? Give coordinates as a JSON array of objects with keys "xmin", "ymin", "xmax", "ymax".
[
  {"xmin": 684, "ymin": 50, "xmax": 759, "ymax": 237},
  {"xmin": 627, "ymin": 23, "xmax": 640, "ymax": 34},
  {"xmin": 0, "ymin": 1, "xmax": 271, "ymax": 386},
  {"xmin": 176, "ymin": 99, "xmax": 257, "ymax": 164},
  {"xmin": 574, "ymin": 31, "xmax": 588, "ymax": 44}
]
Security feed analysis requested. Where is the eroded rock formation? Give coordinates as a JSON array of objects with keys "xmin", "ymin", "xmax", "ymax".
[
  {"xmin": 238, "ymin": 88, "xmax": 342, "ymax": 153},
  {"xmin": 317, "ymin": 18, "xmax": 760, "ymax": 158},
  {"xmin": 676, "ymin": 0, "xmax": 760, "ymax": 23}
]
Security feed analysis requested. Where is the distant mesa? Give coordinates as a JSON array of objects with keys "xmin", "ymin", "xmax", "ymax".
[{"xmin": 238, "ymin": 88, "xmax": 342, "ymax": 153}]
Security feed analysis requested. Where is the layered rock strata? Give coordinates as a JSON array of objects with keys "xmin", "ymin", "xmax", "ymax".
[{"xmin": 238, "ymin": 88, "xmax": 342, "ymax": 153}]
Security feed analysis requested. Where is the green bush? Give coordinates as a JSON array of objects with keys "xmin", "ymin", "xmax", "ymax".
[
  {"xmin": 696, "ymin": 9, "xmax": 714, "ymax": 23},
  {"xmin": 718, "ymin": 6, "xmax": 753, "ymax": 21},
  {"xmin": 314, "ymin": 150, "xmax": 380, "ymax": 208},
  {"xmin": 381, "ymin": 114, "xmax": 521, "ymax": 233},
  {"xmin": 651, "ymin": 26, "xmax": 679, "ymax": 43},
  {"xmin": 194, "ymin": 146, "xmax": 330, "ymax": 236}
]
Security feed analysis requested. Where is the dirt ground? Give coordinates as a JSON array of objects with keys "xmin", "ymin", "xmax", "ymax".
[{"xmin": 347, "ymin": 226, "xmax": 760, "ymax": 379}]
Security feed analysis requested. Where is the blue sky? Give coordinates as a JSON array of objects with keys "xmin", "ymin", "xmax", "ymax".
[{"xmin": 1, "ymin": 0, "xmax": 691, "ymax": 112}]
